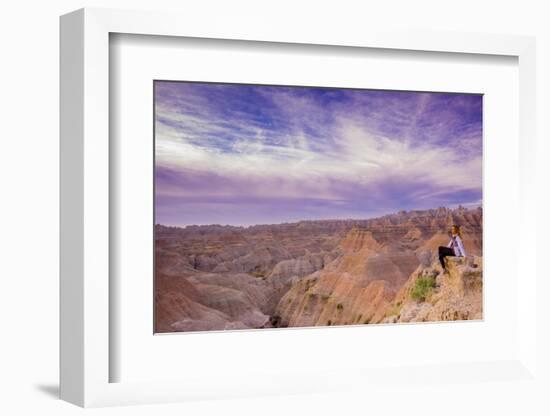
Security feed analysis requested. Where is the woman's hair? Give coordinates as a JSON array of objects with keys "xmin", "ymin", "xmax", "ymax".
[{"xmin": 451, "ymin": 224, "xmax": 462, "ymax": 238}]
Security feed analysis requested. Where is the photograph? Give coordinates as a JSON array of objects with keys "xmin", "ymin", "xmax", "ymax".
[{"xmin": 154, "ymin": 81, "xmax": 483, "ymax": 333}]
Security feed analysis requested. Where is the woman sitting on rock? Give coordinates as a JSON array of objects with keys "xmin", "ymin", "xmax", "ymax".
[{"xmin": 438, "ymin": 225, "xmax": 467, "ymax": 271}]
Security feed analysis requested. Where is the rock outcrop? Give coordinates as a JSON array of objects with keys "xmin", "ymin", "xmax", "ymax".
[{"xmin": 382, "ymin": 256, "xmax": 483, "ymax": 323}]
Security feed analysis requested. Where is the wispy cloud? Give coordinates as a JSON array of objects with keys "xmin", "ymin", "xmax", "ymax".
[{"xmin": 155, "ymin": 82, "xmax": 482, "ymax": 226}]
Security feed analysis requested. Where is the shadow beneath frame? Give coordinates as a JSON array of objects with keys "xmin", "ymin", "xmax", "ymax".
[{"xmin": 34, "ymin": 383, "xmax": 59, "ymax": 399}]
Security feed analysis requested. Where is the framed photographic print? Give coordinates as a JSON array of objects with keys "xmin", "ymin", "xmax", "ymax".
[
  {"xmin": 60, "ymin": 7, "xmax": 539, "ymax": 408},
  {"xmin": 153, "ymin": 81, "xmax": 484, "ymax": 334}
]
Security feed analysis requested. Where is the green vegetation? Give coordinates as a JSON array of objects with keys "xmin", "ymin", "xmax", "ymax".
[
  {"xmin": 385, "ymin": 302, "xmax": 402, "ymax": 318},
  {"xmin": 410, "ymin": 277, "xmax": 436, "ymax": 302},
  {"xmin": 363, "ymin": 318, "xmax": 371, "ymax": 324}
]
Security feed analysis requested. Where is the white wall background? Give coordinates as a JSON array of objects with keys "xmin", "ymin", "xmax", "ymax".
[{"xmin": 1, "ymin": 0, "xmax": 548, "ymax": 415}]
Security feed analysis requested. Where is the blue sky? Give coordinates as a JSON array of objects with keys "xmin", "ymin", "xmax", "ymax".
[{"xmin": 155, "ymin": 81, "xmax": 482, "ymax": 226}]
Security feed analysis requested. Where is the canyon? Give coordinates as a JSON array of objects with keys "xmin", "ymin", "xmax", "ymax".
[{"xmin": 155, "ymin": 206, "xmax": 482, "ymax": 332}]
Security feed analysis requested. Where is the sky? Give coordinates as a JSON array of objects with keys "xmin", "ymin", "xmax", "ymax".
[{"xmin": 155, "ymin": 81, "xmax": 482, "ymax": 227}]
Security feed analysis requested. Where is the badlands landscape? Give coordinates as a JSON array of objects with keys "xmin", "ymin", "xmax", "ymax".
[{"xmin": 155, "ymin": 206, "xmax": 483, "ymax": 333}]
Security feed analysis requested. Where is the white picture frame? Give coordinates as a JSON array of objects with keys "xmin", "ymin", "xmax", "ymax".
[{"xmin": 60, "ymin": 7, "xmax": 538, "ymax": 408}]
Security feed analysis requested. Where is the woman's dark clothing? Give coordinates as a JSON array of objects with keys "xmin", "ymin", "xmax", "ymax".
[{"xmin": 438, "ymin": 246, "xmax": 455, "ymax": 269}]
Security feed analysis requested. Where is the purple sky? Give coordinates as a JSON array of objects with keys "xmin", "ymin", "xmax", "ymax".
[{"xmin": 155, "ymin": 81, "xmax": 482, "ymax": 227}]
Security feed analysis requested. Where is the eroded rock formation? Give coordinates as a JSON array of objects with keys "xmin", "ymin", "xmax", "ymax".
[{"xmin": 155, "ymin": 206, "xmax": 482, "ymax": 332}]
